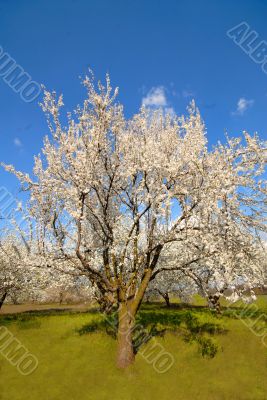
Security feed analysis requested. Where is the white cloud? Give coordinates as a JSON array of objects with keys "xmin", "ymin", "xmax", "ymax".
[
  {"xmin": 141, "ymin": 86, "xmax": 175, "ymax": 116},
  {"xmin": 232, "ymin": 97, "xmax": 254, "ymax": 116},
  {"xmin": 13, "ymin": 138, "xmax": 22, "ymax": 147},
  {"xmin": 142, "ymin": 86, "xmax": 167, "ymax": 107}
]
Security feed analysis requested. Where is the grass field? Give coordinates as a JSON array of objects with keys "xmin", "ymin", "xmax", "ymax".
[{"xmin": 0, "ymin": 296, "xmax": 267, "ymax": 400}]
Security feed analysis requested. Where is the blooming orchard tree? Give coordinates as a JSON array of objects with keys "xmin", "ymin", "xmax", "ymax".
[
  {"xmin": 3, "ymin": 74, "xmax": 266, "ymax": 367},
  {"xmin": 147, "ymin": 269, "xmax": 197, "ymax": 306},
  {"xmin": 149, "ymin": 223, "xmax": 267, "ymax": 312},
  {"xmin": 40, "ymin": 271, "xmax": 94, "ymax": 304},
  {"xmin": 193, "ymin": 217, "xmax": 267, "ymax": 311},
  {"xmin": 183, "ymin": 242, "xmax": 266, "ymax": 312},
  {"xmin": 0, "ymin": 234, "xmax": 33, "ymax": 309}
]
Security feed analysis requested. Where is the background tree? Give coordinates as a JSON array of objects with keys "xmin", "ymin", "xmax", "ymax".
[
  {"xmin": 0, "ymin": 234, "xmax": 32, "ymax": 309},
  {"xmin": 147, "ymin": 269, "xmax": 197, "ymax": 307}
]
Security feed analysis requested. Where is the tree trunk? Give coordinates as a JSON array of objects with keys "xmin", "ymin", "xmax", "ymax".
[
  {"xmin": 0, "ymin": 292, "xmax": 7, "ymax": 310},
  {"xmin": 159, "ymin": 291, "xmax": 171, "ymax": 307},
  {"xmin": 208, "ymin": 295, "xmax": 221, "ymax": 314},
  {"xmin": 116, "ymin": 304, "xmax": 135, "ymax": 368},
  {"xmin": 214, "ymin": 297, "xmax": 221, "ymax": 314},
  {"xmin": 59, "ymin": 292, "xmax": 64, "ymax": 305},
  {"xmin": 162, "ymin": 293, "xmax": 170, "ymax": 307}
]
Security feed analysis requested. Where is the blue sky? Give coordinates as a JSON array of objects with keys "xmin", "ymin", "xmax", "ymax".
[{"xmin": 0, "ymin": 0, "xmax": 267, "ymax": 196}]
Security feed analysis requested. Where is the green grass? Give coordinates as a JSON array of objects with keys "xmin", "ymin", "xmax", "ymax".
[{"xmin": 0, "ymin": 297, "xmax": 267, "ymax": 400}]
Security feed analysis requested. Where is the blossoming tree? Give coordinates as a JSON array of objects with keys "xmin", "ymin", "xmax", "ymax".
[
  {"xmin": 149, "ymin": 223, "xmax": 266, "ymax": 312},
  {"xmin": 3, "ymin": 74, "xmax": 266, "ymax": 367},
  {"xmin": 0, "ymin": 233, "xmax": 32, "ymax": 309}
]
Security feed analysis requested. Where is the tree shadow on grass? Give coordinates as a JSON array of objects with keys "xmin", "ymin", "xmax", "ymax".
[
  {"xmin": 142, "ymin": 301, "xmax": 267, "ymax": 321},
  {"xmin": 0, "ymin": 307, "xmax": 100, "ymax": 327},
  {"xmin": 78, "ymin": 306, "xmax": 228, "ymax": 358}
]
